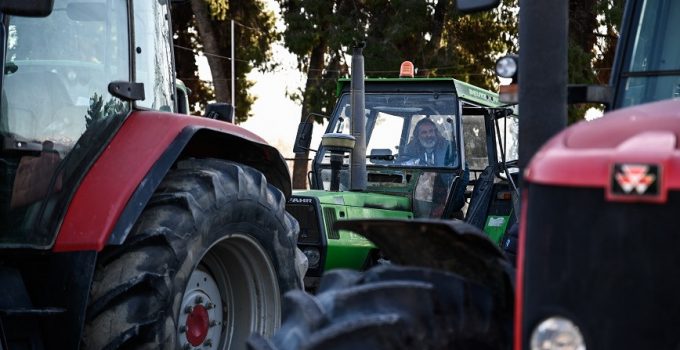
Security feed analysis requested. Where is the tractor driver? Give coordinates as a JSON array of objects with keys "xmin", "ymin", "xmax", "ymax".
[
  {"xmin": 402, "ymin": 117, "xmax": 455, "ymax": 166},
  {"xmin": 401, "ymin": 118, "xmax": 468, "ymax": 218}
]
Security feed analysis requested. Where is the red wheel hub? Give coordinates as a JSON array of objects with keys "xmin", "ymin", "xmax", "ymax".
[{"xmin": 185, "ymin": 304, "xmax": 210, "ymax": 346}]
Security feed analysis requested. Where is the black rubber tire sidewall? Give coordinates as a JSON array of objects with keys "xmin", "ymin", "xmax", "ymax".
[
  {"xmin": 82, "ymin": 158, "xmax": 301, "ymax": 349},
  {"xmin": 250, "ymin": 264, "xmax": 512, "ymax": 350}
]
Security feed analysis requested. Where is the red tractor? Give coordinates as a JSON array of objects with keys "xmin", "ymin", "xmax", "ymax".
[
  {"xmin": 0, "ymin": 1, "xmax": 304, "ymax": 349},
  {"xmin": 509, "ymin": 0, "xmax": 680, "ymax": 348}
]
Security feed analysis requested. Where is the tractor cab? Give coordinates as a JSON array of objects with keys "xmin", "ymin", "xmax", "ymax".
[
  {"xmin": 313, "ymin": 82, "xmax": 464, "ymax": 219},
  {"xmin": 0, "ymin": 0, "xmax": 174, "ymax": 248},
  {"xmin": 308, "ymin": 74, "xmax": 518, "ymax": 221}
]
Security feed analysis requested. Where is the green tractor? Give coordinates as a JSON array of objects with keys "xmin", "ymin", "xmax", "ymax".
[{"xmin": 287, "ymin": 45, "xmax": 519, "ymax": 289}]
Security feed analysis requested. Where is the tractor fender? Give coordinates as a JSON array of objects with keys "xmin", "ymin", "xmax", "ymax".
[
  {"xmin": 334, "ymin": 219, "xmax": 515, "ymax": 305},
  {"xmin": 53, "ymin": 111, "xmax": 291, "ymax": 252}
]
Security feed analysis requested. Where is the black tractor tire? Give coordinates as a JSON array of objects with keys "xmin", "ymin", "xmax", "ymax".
[
  {"xmin": 81, "ymin": 158, "xmax": 303, "ymax": 350},
  {"xmin": 248, "ymin": 264, "xmax": 513, "ymax": 350}
]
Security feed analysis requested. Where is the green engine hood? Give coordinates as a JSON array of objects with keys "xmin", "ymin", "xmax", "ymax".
[{"xmin": 293, "ymin": 189, "xmax": 411, "ymax": 211}]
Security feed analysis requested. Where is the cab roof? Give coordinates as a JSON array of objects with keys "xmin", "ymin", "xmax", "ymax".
[{"xmin": 336, "ymin": 77, "xmax": 504, "ymax": 108}]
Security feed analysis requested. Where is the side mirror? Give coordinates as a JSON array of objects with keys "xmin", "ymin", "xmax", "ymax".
[
  {"xmin": 456, "ymin": 0, "xmax": 500, "ymax": 13},
  {"xmin": 293, "ymin": 113, "xmax": 329, "ymax": 154},
  {"xmin": 293, "ymin": 121, "xmax": 313, "ymax": 154},
  {"xmin": 0, "ymin": 0, "xmax": 54, "ymax": 17},
  {"xmin": 204, "ymin": 103, "xmax": 233, "ymax": 123}
]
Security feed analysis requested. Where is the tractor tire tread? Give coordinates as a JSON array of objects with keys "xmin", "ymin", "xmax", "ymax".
[
  {"xmin": 82, "ymin": 158, "xmax": 300, "ymax": 350},
  {"xmin": 248, "ymin": 264, "xmax": 512, "ymax": 350}
]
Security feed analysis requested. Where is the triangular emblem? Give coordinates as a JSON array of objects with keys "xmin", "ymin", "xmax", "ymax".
[{"xmin": 611, "ymin": 163, "xmax": 659, "ymax": 196}]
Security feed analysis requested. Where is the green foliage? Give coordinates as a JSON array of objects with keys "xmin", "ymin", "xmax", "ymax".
[
  {"xmin": 362, "ymin": 0, "xmax": 517, "ymax": 90},
  {"xmin": 205, "ymin": 0, "xmax": 229, "ymax": 20},
  {"xmin": 171, "ymin": 0, "xmax": 277, "ymax": 122},
  {"xmin": 593, "ymin": 0, "xmax": 624, "ymax": 84},
  {"xmin": 277, "ymin": 0, "xmax": 359, "ymax": 119},
  {"xmin": 229, "ymin": 0, "xmax": 279, "ymax": 122},
  {"xmin": 278, "ymin": 0, "xmax": 517, "ymax": 122},
  {"xmin": 85, "ymin": 93, "xmax": 126, "ymax": 129},
  {"xmin": 279, "ymin": 0, "xmax": 622, "ymax": 126},
  {"xmin": 85, "ymin": 93, "xmax": 105, "ymax": 129},
  {"xmin": 567, "ymin": 0, "xmax": 625, "ymax": 123},
  {"xmin": 172, "ymin": 2, "xmax": 214, "ymax": 115}
]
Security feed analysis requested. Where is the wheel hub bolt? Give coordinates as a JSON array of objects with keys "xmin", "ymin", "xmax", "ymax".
[
  {"xmin": 185, "ymin": 305, "xmax": 194, "ymax": 314},
  {"xmin": 195, "ymin": 296, "xmax": 204, "ymax": 304}
]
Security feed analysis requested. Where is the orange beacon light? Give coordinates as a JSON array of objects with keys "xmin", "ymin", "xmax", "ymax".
[{"xmin": 399, "ymin": 61, "xmax": 415, "ymax": 78}]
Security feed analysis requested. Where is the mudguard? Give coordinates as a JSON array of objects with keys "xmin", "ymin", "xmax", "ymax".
[
  {"xmin": 53, "ymin": 111, "xmax": 291, "ymax": 252},
  {"xmin": 334, "ymin": 219, "xmax": 514, "ymax": 305}
]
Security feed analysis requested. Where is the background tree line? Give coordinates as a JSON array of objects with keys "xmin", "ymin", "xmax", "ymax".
[{"xmin": 170, "ymin": 0, "xmax": 623, "ymax": 188}]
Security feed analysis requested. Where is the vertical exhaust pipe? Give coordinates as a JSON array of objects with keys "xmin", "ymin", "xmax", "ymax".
[{"xmin": 350, "ymin": 42, "xmax": 367, "ymax": 191}]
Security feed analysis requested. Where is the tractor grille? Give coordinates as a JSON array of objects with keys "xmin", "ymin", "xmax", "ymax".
[
  {"xmin": 521, "ymin": 184, "xmax": 680, "ymax": 349},
  {"xmin": 286, "ymin": 200, "xmax": 322, "ymax": 245},
  {"xmin": 323, "ymin": 207, "xmax": 340, "ymax": 239}
]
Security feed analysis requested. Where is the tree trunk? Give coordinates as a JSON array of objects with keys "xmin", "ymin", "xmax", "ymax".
[
  {"xmin": 425, "ymin": 0, "xmax": 449, "ymax": 65},
  {"xmin": 292, "ymin": 41, "xmax": 327, "ymax": 189},
  {"xmin": 190, "ymin": 0, "xmax": 231, "ymax": 104},
  {"xmin": 172, "ymin": 2, "xmax": 204, "ymax": 115},
  {"xmin": 567, "ymin": 0, "xmax": 599, "ymax": 123}
]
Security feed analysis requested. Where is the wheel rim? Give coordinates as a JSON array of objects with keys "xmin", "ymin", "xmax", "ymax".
[{"xmin": 178, "ymin": 234, "xmax": 281, "ymax": 350}]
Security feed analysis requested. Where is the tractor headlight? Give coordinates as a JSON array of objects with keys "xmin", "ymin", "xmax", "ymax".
[
  {"xmin": 530, "ymin": 316, "xmax": 585, "ymax": 350},
  {"xmin": 495, "ymin": 55, "xmax": 518, "ymax": 79},
  {"xmin": 302, "ymin": 247, "xmax": 321, "ymax": 269}
]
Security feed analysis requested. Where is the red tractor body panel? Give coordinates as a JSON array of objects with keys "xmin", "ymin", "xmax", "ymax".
[
  {"xmin": 514, "ymin": 189, "xmax": 529, "ymax": 350},
  {"xmin": 53, "ymin": 111, "xmax": 272, "ymax": 252},
  {"xmin": 517, "ymin": 99, "xmax": 680, "ymax": 349},
  {"xmin": 525, "ymin": 99, "xmax": 680, "ymax": 198}
]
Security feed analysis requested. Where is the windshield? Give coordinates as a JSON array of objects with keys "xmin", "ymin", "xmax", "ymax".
[
  {"xmin": 0, "ymin": 0, "xmax": 130, "ymax": 248},
  {"xmin": 321, "ymin": 93, "xmax": 461, "ymax": 168},
  {"xmin": 314, "ymin": 92, "xmax": 463, "ymax": 219},
  {"xmin": 491, "ymin": 112, "xmax": 519, "ymax": 167},
  {"xmin": 616, "ymin": 0, "xmax": 680, "ymax": 108},
  {"xmin": 3, "ymin": 0, "xmax": 129, "ymax": 144},
  {"xmin": 461, "ymin": 108, "xmax": 518, "ymax": 182}
]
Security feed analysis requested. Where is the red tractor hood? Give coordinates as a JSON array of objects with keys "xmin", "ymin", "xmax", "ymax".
[{"xmin": 525, "ymin": 99, "xmax": 680, "ymax": 203}]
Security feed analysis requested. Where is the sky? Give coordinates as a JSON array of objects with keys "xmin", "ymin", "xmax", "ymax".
[
  {"xmin": 199, "ymin": 0, "xmax": 326, "ymax": 161},
  {"xmin": 240, "ymin": 43, "xmax": 308, "ymax": 159},
  {"xmin": 196, "ymin": 43, "xmax": 309, "ymax": 159}
]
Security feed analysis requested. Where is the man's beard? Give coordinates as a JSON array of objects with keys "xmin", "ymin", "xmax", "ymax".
[{"xmin": 421, "ymin": 139, "xmax": 436, "ymax": 148}]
